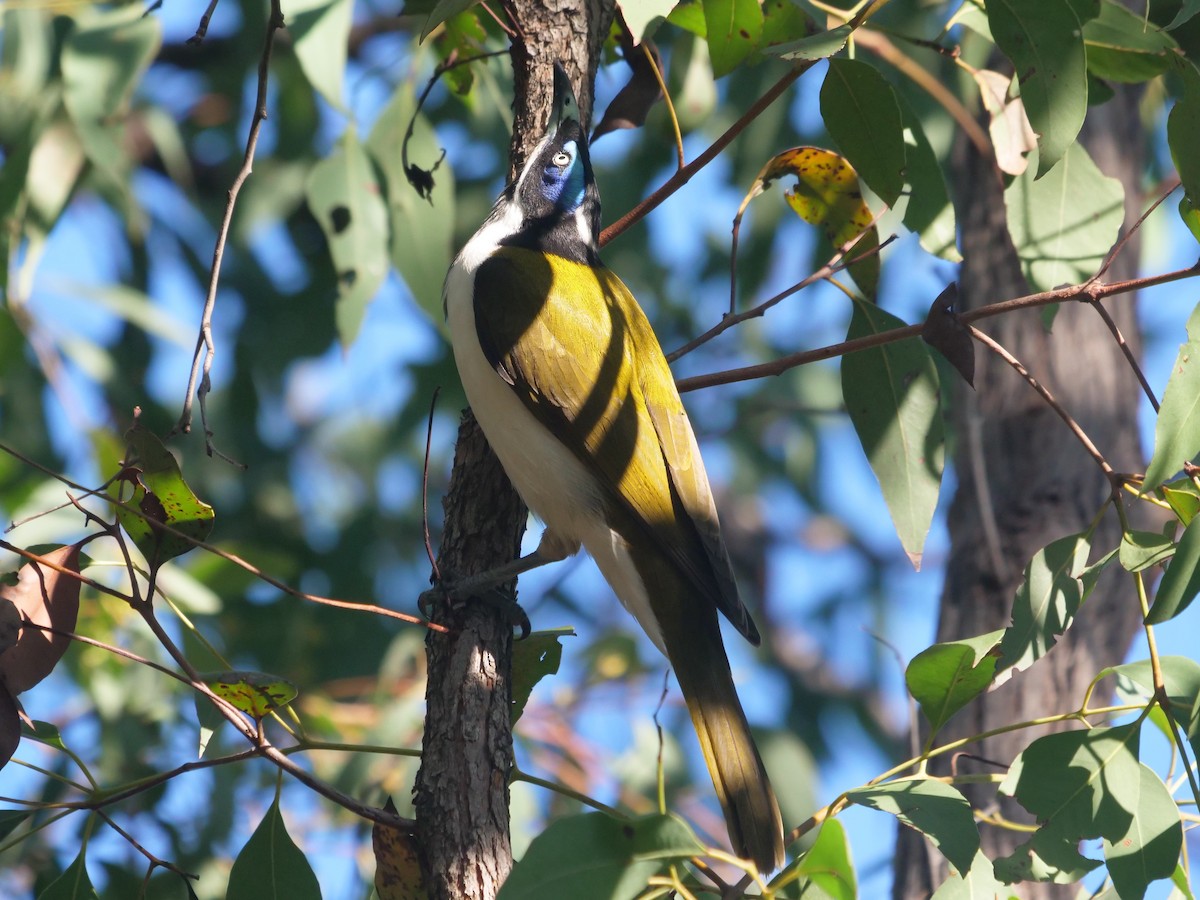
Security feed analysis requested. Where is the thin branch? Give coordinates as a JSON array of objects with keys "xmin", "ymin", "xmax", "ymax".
[
  {"xmin": 599, "ymin": 63, "xmax": 812, "ymax": 248},
  {"xmin": 174, "ymin": 0, "xmax": 284, "ymax": 464},
  {"xmin": 641, "ymin": 41, "xmax": 683, "ymax": 170},
  {"xmin": 675, "ymin": 260, "xmax": 1200, "ymax": 392},
  {"xmin": 1088, "ymin": 178, "xmax": 1180, "ymax": 286},
  {"xmin": 95, "ymin": 810, "xmax": 198, "ymax": 883},
  {"xmin": 968, "ymin": 324, "xmax": 1116, "ymax": 484},
  {"xmin": 187, "ymin": 0, "xmax": 221, "ymax": 44},
  {"xmin": 1089, "ymin": 298, "xmax": 1159, "ymax": 413}
]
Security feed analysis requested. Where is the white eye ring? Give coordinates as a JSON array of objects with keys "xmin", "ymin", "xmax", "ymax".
[{"xmin": 552, "ymin": 151, "xmax": 571, "ymax": 167}]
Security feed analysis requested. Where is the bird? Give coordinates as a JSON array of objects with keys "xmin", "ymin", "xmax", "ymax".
[{"xmin": 442, "ymin": 63, "xmax": 786, "ymax": 873}]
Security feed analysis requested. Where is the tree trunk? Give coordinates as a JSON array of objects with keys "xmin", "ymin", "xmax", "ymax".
[
  {"xmin": 891, "ymin": 84, "xmax": 1148, "ymax": 898},
  {"xmin": 413, "ymin": 3, "xmax": 612, "ymax": 897}
]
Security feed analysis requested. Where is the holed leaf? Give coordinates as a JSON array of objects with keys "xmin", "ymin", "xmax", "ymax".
[{"xmin": 511, "ymin": 628, "xmax": 572, "ymax": 725}]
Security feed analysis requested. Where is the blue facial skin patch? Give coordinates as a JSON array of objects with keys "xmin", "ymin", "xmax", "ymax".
[{"xmin": 542, "ymin": 141, "xmax": 586, "ymax": 212}]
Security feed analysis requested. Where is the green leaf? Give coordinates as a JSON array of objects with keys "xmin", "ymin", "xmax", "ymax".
[
  {"xmin": 201, "ymin": 671, "xmax": 298, "ymax": 719},
  {"xmin": 1103, "ymin": 764, "xmax": 1182, "ymax": 900},
  {"xmin": 227, "ymin": 796, "xmax": 321, "ymax": 900},
  {"xmin": 38, "ymin": 847, "xmax": 99, "ymax": 900},
  {"xmin": 841, "ymin": 299, "xmax": 944, "ymax": 568},
  {"xmin": 778, "ymin": 817, "xmax": 856, "ymax": 899},
  {"xmin": 930, "ymin": 849, "xmax": 1010, "ymax": 899},
  {"xmin": 365, "ymin": 86, "xmax": 455, "ymax": 327},
  {"xmin": 898, "ymin": 95, "xmax": 959, "ymax": 261},
  {"xmin": 846, "ymin": 780, "xmax": 979, "ymax": 874},
  {"xmin": 0, "ymin": 809, "xmax": 29, "ymax": 842},
  {"xmin": 987, "ymin": 0, "xmax": 1089, "ymax": 176},
  {"xmin": 1147, "ymin": 515, "xmax": 1200, "ymax": 623},
  {"xmin": 618, "ymin": 0, "xmax": 677, "ymax": 43},
  {"xmin": 1169, "ymin": 81, "xmax": 1200, "ymax": 210},
  {"xmin": 1145, "ymin": 302, "xmax": 1200, "ymax": 489},
  {"xmin": 703, "ymin": 0, "xmax": 763, "ymax": 78},
  {"xmin": 1160, "ymin": 477, "xmax": 1200, "ymax": 526},
  {"xmin": 497, "ymin": 813, "xmax": 704, "ymax": 900},
  {"xmin": 757, "ymin": 0, "xmax": 814, "ymax": 58},
  {"xmin": 995, "ymin": 724, "xmax": 1141, "ymax": 884},
  {"xmin": 1120, "ymin": 530, "xmax": 1176, "ymax": 572},
  {"xmin": 767, "ymin": 22, "xmax": 853, "ymax": 61},
  {"xmin": 282, "ymin": 0, "xmax": 352, "ymax": 109},
  {"xmin": 511, "ymin": 629, "xmax": 572, "ymax": 724},
  {"xmin": 418, "ymin": 0, "xmax": 481, "ymax": 40},
  {"xmin": 110, "ymin": 425, "xmax": 214, "ymax": 568},
  {"xmin": 906, "ymin": 630, "xmax": 1003, "ymax": 735},
  {"xmin": 60, "ymin": 6, "xmax": 161, "ymax": 178},
  {"xmin": 1166, "ymin": 0, "xmax": 1200, "ymax": 31},
  {"xmin": 306, "ymin": 126, "xmax": 390, "ymax": 346},
  {"xmin": 22, "ymin": 719, "xmax": 66, "ymax": 751},
  {"xmin": 1084, "ymin": 0, "xmax": 1178, "ymax": 83},
  {"xmin": 1172, "ymin": 862, "xmax": 1197, "ymax": 900},
  {"xmin": 1005, "ymin": 142, "xmax": 1124, "ymax": 292},
  {"xmin": 1107, "ymin": 656, "xmax": 1200, "ymax": 763},
  {"xmin": 820, "ymin": 58, "xmax": 905, "ymax": 207},
  {"xmin": 995, "ymin": 534, "xmax": 1105, "ymax": 685}
]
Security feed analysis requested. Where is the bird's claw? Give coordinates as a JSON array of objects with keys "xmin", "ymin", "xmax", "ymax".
[{"xmin": 420, "ymin": 577, "xmax": 531, "ymax": 639}]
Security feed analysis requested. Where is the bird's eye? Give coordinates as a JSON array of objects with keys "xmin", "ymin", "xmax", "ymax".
[{"xmin": 552, "ymin": 151, "xmax": 571, "ymax": 168}]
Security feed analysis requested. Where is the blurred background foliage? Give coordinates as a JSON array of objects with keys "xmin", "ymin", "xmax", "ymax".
[{"xmin": 0, "ymin": 0, "xmax": 1196, "ymax": 897}]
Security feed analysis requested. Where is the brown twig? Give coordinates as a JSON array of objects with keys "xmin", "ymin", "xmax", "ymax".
[
  {"xmin": 599, "ymin": 64, "xmax": 813, "ymax": 248},
  {"xmin": 676, "ymin": 260, "xmax": 1200, "ymax": 392},
  {"xmin": 641, "ymin": 41, "xmax": 683, "ymax": 170},
  {"xmin": 95, "ymin": 810, "xmax": 198, "ymax": 883},
  {"xmin": 187, "ymin": 0, "xmax": 221, "ymax": 44},
  {"xmin": 1089, "ymin": 298, "xmax": 1159, "ymax": 413},
  {"xmin": 673, "ymin": 230, "xmax": 896, "ymax": 363},
  {"xmin": 174, "ymin": 0, "xmax": 284, "ymax": 465},
  {"xmin": 968, "ymin": 325, "xmax": 1116, "ymax": 485}
]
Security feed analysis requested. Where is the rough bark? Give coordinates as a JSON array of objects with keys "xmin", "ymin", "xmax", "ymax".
[
  {"xmin": 891, "ymin": 84, "xmax": 1148, "ymax": 898},
  {"xmin": 413, "ymin": 4, "xmax": 613, "ymax": 898}
]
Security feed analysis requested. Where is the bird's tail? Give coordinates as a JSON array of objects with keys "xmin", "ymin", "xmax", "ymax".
[{"xmin": 666, "ymin": 621, "xmax": 785, "ymax": 873}]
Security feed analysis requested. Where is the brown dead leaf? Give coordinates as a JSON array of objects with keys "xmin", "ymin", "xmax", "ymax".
[
  {"xmin": 373, "ymin": 798, "xmax": 426, "ymax": 900},
  {"xmin": 0, "ymin": 686, "xmax": 19, "ymax": 769},
  {"xmin": 922, "ymin": 283, "xmax": 975, "ymax": 387},
  {"xmin": 0, "ymin": 544, "xmax": 83, "ymax": 695}
]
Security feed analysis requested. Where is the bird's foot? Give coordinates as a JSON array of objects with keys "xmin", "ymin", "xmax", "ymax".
[{"xmin": 419, "ymin": 568, "xmax": 532, "ymax": 639}]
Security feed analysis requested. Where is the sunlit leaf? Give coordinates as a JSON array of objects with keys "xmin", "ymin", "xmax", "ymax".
[
  {"xmin": 767, "ymin": 22, "xmax": 853, "ymax": 60},
  {"xmin": 618, "ymin": 0, "xmax": 676, "ymax": 43},
  {"xmin": 201, "ymin": 671, "xmax": 298, "ymax": 719},
  {"xmin": 1084, "ymin": 0, "xmax": 1178, "ymax": 83},
  {"xmin": 1005, "ymin": 143, "xmax": 1124, "ymax": 292},
  {"xmin": 842, "ymin": 299, "xmax": 944, "ymax": 568},
  {"xmin": 906, "ymin": 630, "xmax": 1003, "ymax": 735},
  {"xmin": 306, "ymin": 126, "xmax": 391, "ymax": 346},
  {"xmin": 497, "ymin": 813, "xmax": 703, "ymax": 899},
  {"xmin": 781, "ymin": 817, "xmax": 855, "ymax": 899},
  {"xmin": 418, "ymin": 0, "xmax": 481, "ymax": 40},
  {"xmin": 283, "ymin": 0, "xmax": 352, "ymax": 109},
  {"xmin": 60, "ymin": 5, "xmax": 160, "ymax": 177},
  {"xmin": 930, "ymin": 849, "xmax": 1010, "ymax": 899},
  {"xmin": 1144, "ymin": 301, "xmax": 1200, "ymax": 489},
  {"xmin": 898, "ymin": 96, "xmax": 959, "ymax": 261},
  {"xmin": 995, "ymin": 724, "xmax": 1140, "ymax": 884},
  {"xmin": 365, "ymin": 90, "xmax": 454, "ymax": 329},
  {"xmin": 820, "ymin": 58, "xmax": 905, "ymax": 207},
  {"xmin": 1107, "ymin": 656, "xmax": 1200, "ymax": 764},
  {"xmin": 994, "ymin": 533, "xmax": 1104, "ymax": 685},
  {"xmin": 111, "ymin": 425, "xmax": 215, "ymax": 567},
  {"xmin": 1160, "ymin": 477, "xmax": 1200, "ymax": 526},
  {"xmin": 972, "ymin": 69, "xmax": 1037, "ymax": 177},
  {"xmin": 1102, "ymin": 765, "xmax": 1182, "ymax": 900},
  {"xmin": 703, "ymin": 0, "xmax": 762, "ymax": 78},
  {"xmin": 847, "ymin": 780, "xmax": 979, "ymax": 874},
  {"xmin": 987, "ymin": 0, "xmax": 1090, "ymax": 176},
  {"xmin": 1120, "ymin": 529, "xmax": 1175, "ymax": 572},
  {"xmin": 227, "ymin": 796, "xmax": 321, "ymax": 900}
]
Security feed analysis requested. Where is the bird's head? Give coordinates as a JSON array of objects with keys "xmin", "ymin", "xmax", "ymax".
[{"xmin": 501, "ymin": 64, "xmax": 601, "ymax": 263}]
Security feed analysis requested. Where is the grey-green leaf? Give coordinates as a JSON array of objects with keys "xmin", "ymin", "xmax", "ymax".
[
  {"xmin": 820, "ymin": 58, "xmax": 905, "ymax": 206},
  {"xmin": 227, "ymin": 796, "xmax": 322, "ymax": 900},
  {"xmin": 1144, "ymin": 302, "xmax": 1200, "ymax": 490},
  {"xmin": 511, "ymin": 629, "xmax": 572, "ymax": 725},
  {"xmin": 930, "ymin": 849, "xmax": 1011, "ymax": 899},
  {"xmin": 994, "ymin": 532, "xmax": 1095, "ymax": 685},
  {"xmin": 283, "ymin": 0, "xmax": 352, "ymax": 109},
  {"xmin": 497, "ymin": 813, "xmax": 703, "ymax": 900},
  {"xmin": 842, "ymin": 299, "xmax": 944, "ymax": 568},
  {"xmin": 1147, "ymin": 515, "xmax": 1200, "ymax": 623},
  {"xmin": 784, "ymin": 816, "xmax": 856, "ymax": 899},
  {"xmin": 987, "ymin": 0, "xmax": 1089, "ymax": 176},
  {"xmin": 1119, "ymin": 530, "xmax": 1175, "ymax": 572},
  {"xmin": 906, "ymin": 630, "xmax": 1003, "ymax": 736},
  {"xmin": 38, "ymin": 847, "xmax": 99, "ymax": 900},
  {"xmin": 1102, "ymin": 764, "xmax": 1182, "ymax": 900},
  {"xmin": 847, "ymin": 779, "xmax": 979, "ymax": 874},
  {"xmin": 305, "ymin": 127, "xmax": 390, "ymax": 346},
  {"xmin": 1005, "ymin": 143, "xmax": 1124, "ymax": 292},
  {"xmin": 365, "ymin": 85, "xmax": 455, "ymax": 328},
  {"xmin": 1084, "ymin": 0, "xmax": 1179, "ymax": 83}
]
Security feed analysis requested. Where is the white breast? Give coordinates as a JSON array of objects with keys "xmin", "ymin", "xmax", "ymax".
[{"xmin": 443, "ymin": 220, "xmax": 665, "ymax": 653}]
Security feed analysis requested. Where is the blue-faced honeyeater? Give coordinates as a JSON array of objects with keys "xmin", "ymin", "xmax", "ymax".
[{"xmin": 443, "ymin": 65, "xmax": 785, "ymax": 872}]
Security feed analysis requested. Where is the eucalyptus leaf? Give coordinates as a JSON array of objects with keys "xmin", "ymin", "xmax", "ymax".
[
  {"xmin": 227, "ymin": 797, "xmax": 321, "ymax": 900},
  {"xmin": 987, "ymin": 0, "xmax": 1089, "ymax": 176},
  {"xmin": 1147, "ymin": 515, "xmax": 1200, "ymax": 623},
  {"xmin": 820, "ymin": 58, "xmax": 905, "ymax": 206},
  {"xmin": 847, "ymin": 779, "xmax": 979, "ymax": 874},
  {"xmin": 38, "ymin": 847, "xmax": 99, "ymax": 900},
  {"xmin": 283, "ymin": 0, "xmax": 351, "ymax": 109},
  {"xmin": 1102, "ymin": 764, "xmax": 1182, "ymax": 900},
  {"xmin": 511, "ymin": 628, "xmax": 572, "ymax": 724},
  {"xmin": 781, "ymin": 817, "xmax": 856, "ymax": 899},
  {"xmin": 842, "ymin": 299, "xmax": 944, "ymax": 568},
  {"xmin": 906, "ymin": 630, "xmax": 1003, "ymax": 735},
  {"xmin": 1144, "ymin": 302, "xmax": 1200, "ymax": 489},
  {"xmin": 1120, "ymin": 530, "xmax": 1176, "ymax": 572}
]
